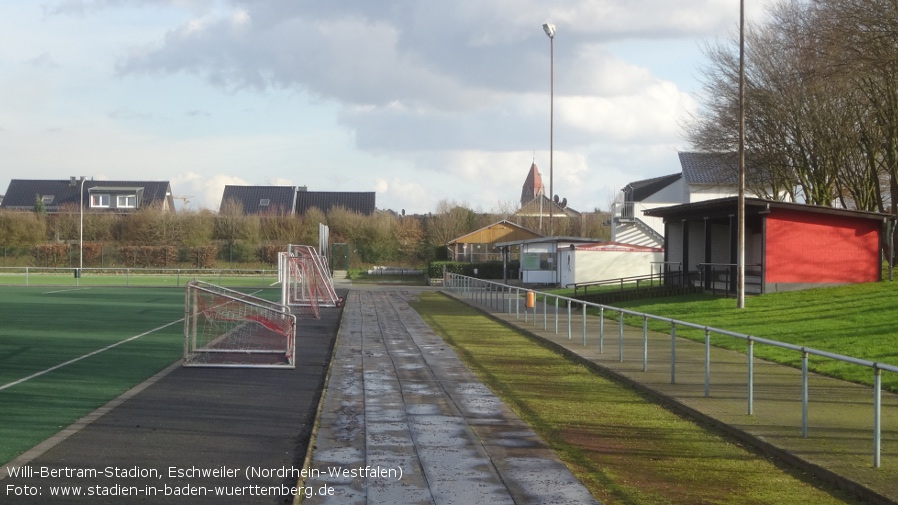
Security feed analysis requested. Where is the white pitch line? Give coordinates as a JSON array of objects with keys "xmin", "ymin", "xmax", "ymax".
[
  {"xmin": 0, "ymin": 318, "xmax": 184, "ymax": 392},
  {"xmin": 42, "ymin": 288, "xmax": 92, "ymax": 295}
]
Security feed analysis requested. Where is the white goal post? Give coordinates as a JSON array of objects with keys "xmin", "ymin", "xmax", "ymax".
[
  {"xmin": 279, "ymin": 244, "xmax": 341, "ymax": 316},
  {"xmin": 183, "ymin": 280, "xmax": 296, "ymax": 368}
]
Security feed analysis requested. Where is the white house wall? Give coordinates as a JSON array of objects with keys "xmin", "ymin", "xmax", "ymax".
[
  {"xmin": 687, "ymin": 183, "xmax": 740, "ymax": 203},
  {"xmin": 560, "ymin": 250, "xmax": 663, "ymax": 287}
]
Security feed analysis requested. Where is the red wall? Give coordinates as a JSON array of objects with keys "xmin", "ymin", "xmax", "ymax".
[{"xmin": 765, "ymin": 209, "xmax": 881, "ymax": 284}]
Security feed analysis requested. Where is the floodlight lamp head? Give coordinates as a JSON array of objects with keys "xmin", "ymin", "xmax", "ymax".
[{"xmin": 543, "ymin": 23, "xmax": 556, "ymax": 38}]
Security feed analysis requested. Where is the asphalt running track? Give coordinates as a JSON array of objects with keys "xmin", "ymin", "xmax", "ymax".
[
  {"xmin": 1, "ymin": 292, "xmax": 344, "ymax": 505},
  {"xmin": 2, "ymin": 286, "xmax": 599, "ymax": 504}
]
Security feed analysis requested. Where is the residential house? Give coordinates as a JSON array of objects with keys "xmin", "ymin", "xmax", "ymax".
[
  {"xmin": 0, "ymin": 179, "xmax": 174, "ymax": 213},
  {"xmin": 218, "ymin": 186, "xmax": 377, "ymax": 216},
  {"xmin": 220, "ymin": 185, "xmax": 299, "ymax": 216},
  {"xmin": 295, "ymin": 190, "xmax": 376, "ymax": 216},
  {"xmin": 611, "ymin": 152, "xmax": 767, "ymax": 248}
]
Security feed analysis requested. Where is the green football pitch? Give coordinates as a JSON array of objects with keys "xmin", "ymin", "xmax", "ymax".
[{"xmin": 0, "ymin": 284, "xmax": 282, "ymax": 464}]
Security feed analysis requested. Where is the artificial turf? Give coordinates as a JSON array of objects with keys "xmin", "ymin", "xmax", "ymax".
[{"xmin": 0, "ymin": 286, "xmax": 281, "ymax": 463}]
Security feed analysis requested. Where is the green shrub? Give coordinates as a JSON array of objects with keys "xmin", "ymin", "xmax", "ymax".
[{"xmin": 427, "ymin": 260, "xmax": 518, "ymax": 279}]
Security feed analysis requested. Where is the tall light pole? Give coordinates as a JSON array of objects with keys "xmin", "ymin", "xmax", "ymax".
[
  {"xmin": 737, "ymin": 0, "xmax": 746, "ymax": 308},
  {"xmin": 69, "ymin": 176, "xmax": 86, "ymax": 272},
  {"xmin": 543, "ymin": 22, "xmax": 556, "ymax": 236}
]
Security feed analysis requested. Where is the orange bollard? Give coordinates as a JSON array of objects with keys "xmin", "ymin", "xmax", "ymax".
[{"xmin": 526, "ymin": 290, "xmax": 535, "ymax": 309}]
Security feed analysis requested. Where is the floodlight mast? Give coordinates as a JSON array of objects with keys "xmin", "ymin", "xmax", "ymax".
[
  {"xmin": 737, "ymin": 0, "xmax": 746, "ymax": 308},
  {"xmin": 543, "ymin": 22, "xmax": 556, "ymax": 237}
]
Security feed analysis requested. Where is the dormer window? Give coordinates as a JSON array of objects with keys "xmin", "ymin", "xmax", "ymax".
[
  {"xmin": 91, "ymin": 194, "xmax": 110, "ymax": 208},
  {"xmin": 41, "ymin": 195, "xmax": 54, "ymax": 205},
  {"xmin": 117, "ymin": 195, "xmax": 137, "ymax": 208},
  {"xmin": 260, "ymin": 199, "xmax": 270, "ymax": 206}
]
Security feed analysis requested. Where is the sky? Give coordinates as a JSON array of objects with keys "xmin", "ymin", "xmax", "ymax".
[{"xmin": 0, "ymin": 1, "xmax": 767, "ymax": 214}]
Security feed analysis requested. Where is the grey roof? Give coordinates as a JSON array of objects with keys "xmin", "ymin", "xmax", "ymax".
[
  {"xmin": 220, "ymin": 185, "xmax": 297, "ymax": 215},
  {"xmin": 678, "ymin": 151, "xmax": 739, "ymax": 185},
  {"xmin": 624, "ymin": 173, "xmax": 682, "ymax": 202},
  {"xmin": 295, "ymin": 191, "xmax": 376, "ymax": 215},
  {"xmin": 0, "ymin": 179, "xmax": 172, "ymax": 212},
  {"xmin": 643, "ymin": 196, "xmax": 892, "ymax": 222}
]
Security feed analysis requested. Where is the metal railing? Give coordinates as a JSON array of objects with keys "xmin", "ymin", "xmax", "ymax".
[
  {"xmin": 446, "ymin": 273, "xmax": 897, "ymax": 468},
  {"xmin": 0, "ymin": 266, "xmax": 278, "ymax": 288},
  {"xmin": 697, "ymin": 262, "xmax": 763, "ymax": 295},
  {"xmin": 566, "ymin": 269, "xmax": 695, "ymax": 296}
]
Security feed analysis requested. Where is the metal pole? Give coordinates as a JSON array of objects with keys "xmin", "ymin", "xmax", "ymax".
[
  {"xmin": 670, "ymin": 322, "xmax": 677, "ymax": 384},
  {"xmin": 581, "ymin": 303, "xmax": 587, "ymax": 346},
  {"xmin": 79, "ymin": 177, "xmax": 85, "ymax": 270},
  {"xmin": 802, "ymin": 351, "xmax": 809, "ymax": 438},
  {"xmin": 642, "ymin": 315, "xmax": 648, "ymax": 372},
  {"xmin": 748, "ymin": 339, "xmax": 754, "ymax": 415},
  {"xmin": 599, "ymin": 307, "xmax": 604, "ymax": 353},
  {"xmin": 704, "ymin": 329, "xmax": 711, "ymax": 398},
  {"xmin": 567, "ymin": 300, "xmax": 572, "ymax": 340},
  {"xmin": 874, "ymin": 367, "xmax": 882, "ymax": 468},
  {"xmin": 547, "ymin": 26, "xmax": 555, "ymax": 236},
  {"xmin": 554, "ymin": 297, "xmax": 559, "ymax": 334},
  {"xmin": 737, "ymin": 0, "xmax": 746, "ymax": 308},
  {"xmin": 618, "ymin": 310, "xmax": 624, "ymax": 362}
]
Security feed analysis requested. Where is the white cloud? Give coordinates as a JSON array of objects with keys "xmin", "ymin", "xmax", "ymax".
[
  {"xmin": 0, "ymin": 0, "xmax": 756, "ymax": 215},
  {"xmin": 172, "ymin": 171, "xmax": 249, "ymax": 211}
]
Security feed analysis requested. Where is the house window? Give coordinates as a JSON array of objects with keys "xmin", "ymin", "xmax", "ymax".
[
  {"xmin": 117, "ymin": 195, "xmax": 137, "ymax": 208},
  {"xmin": 41, "ymin": 195, "xmax": 54, "ymax": 205},
  {"xmin": 91, "ymin": 194, "xmax": 110, "ymax": 208},
  {"xmin": 260, "ymin": 199, "xmax": 270, "ymax": 206}
]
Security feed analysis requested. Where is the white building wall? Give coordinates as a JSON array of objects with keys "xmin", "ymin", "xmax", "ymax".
[
  {"xmin": 559, "ymin": 249, "xmax": 664, "ymax": 287},
  {"xmin": 687, "ymin": 183, "xmax": 740, "ymax": 203}
]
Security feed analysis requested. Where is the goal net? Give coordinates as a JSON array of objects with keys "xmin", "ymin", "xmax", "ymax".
[
  {"xmin": 184, "ymin": 280, "xmax": 296, "ymax": 368},
  {"xmin": 279, "ymin": 244, "xmax": 341, "ymax": 316}
]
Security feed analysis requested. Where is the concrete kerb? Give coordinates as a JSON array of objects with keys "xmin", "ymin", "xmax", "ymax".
[{"xmin": 444, "ymin": 290, "xmax": 898, "ymax": 505}]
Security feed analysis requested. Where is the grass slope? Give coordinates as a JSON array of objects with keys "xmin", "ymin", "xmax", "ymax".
[
  {"xmin": 411, "ymin": 292, "xmax": 863, "ymax": 505},
  {"xmin": 605, "ymin": 281, "xmax": 898, "ymax": 392}
]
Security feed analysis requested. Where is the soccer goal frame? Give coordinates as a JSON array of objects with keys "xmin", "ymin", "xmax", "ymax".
[
  {"xmin": 183, "ymin": 280, "xmax": 297, "ymax": 368},
  {"xmin": 279, "ymin": 244, "xmax": 340, "ymax": 315}
]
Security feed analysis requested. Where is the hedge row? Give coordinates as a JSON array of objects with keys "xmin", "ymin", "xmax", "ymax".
[
  {"xmin": 32, "ymin": 244, "xmax": 225, "ymax": 268},
  {"xmin": 427, "ymin": 260, "xmax": 520, "ymax": 279}
]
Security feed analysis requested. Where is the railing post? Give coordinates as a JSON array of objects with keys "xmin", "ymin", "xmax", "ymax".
[
  {"xmin": 544, "ymin": 295, "xmax": 548, "ymax": 330},
  {"xmin": 874, "ymin": 367, "xmax": 882, "ymax": 468},
  {"xmin": 618, "ymin": 310, "xmax": 624, "ymax": 362},
  {"xmin": 567, "ymin": 300, "xmax": 572, "ymax": 340},
  {"xmin": 642, "ymin": 315, "xmax": 648, "ymax": 372},
  {"xmin": 748, "ymin": 339, "xmax": 754, "ymax": 415},
  {"xmin": 516, "ymin": 288, "xmax": 520, "ymax": 319},
  {"xmin": 582, "ymin": 303, "xmax": 587, "ymax": 346},
  {"xmin": 554, "ymin": 297, "xmax": 559, "ymax": 335},
  {"xmin": 670, "ymin": 322, "xmax": 676, "ymax": 384},
  {"xmin": 704, "ymin": 328, "xmax": 711, "ymax": 398},
  {"xmin": 599, "ymin": 307, "xmax": 604, "ymax": 353},
  {"xmin": 802, "ymin": 351, "xmax": 809, "ymax": 438}
]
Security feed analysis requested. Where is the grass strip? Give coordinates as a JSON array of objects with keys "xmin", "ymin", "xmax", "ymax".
[{"xmin": 410, "ymin": 292, "xmax": 864, "ymax": 505}]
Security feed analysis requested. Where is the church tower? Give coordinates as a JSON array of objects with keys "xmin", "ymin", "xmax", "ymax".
[{"xmin": 520, "ymin": 162, "xmax": 546, "ymax": 207}]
